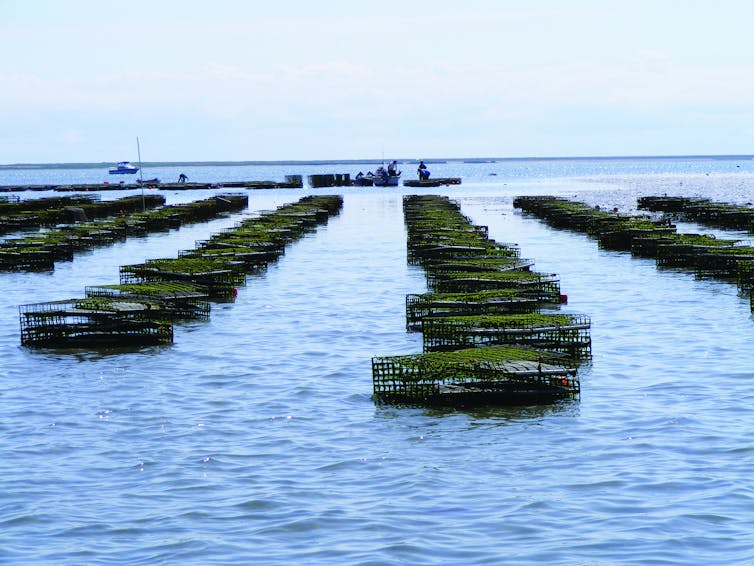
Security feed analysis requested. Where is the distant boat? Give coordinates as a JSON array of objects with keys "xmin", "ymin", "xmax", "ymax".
[{"xmin": 109, "ymin": 161, "xmax": 139, "ymax": 175}]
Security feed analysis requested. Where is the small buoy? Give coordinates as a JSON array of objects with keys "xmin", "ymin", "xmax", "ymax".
[{"xmin": 559, "ymin": 294, "xmax": 568, "ymax": 304}]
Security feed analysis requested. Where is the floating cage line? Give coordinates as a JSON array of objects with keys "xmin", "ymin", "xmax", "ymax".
[
  {"xmin": 372, "ymin": 345, "xmax": 579, "ymax": 406},
  {"xmin": 0, "ymin": 248, "xmax": 56, "ymax": 271},
  {"xmin": 404, "ymin": 195, "xmax": 521, "ymax": 266},
  {"xmin": 19, "ymin": 195, "xmax": 343, "ymax": 349},
  {"xmin": 514, "ymin": 195, "xmax": 754, "ymax": 314},
  {"xmin": 0, "ymin": 193, "xmax": 101, "ymax": 215},
  {"xmin": 0, "ymin": 194, "xmax": 164, "ymax": 235},
  {"xmin": 631, "ymin": 232, "xmax": 738, "ymax": 259},
  {"xmin": 637, "ymin": 196, "xmax": 709, "ymax": 214},
  {"xmin": 406, "ymin": 289, "xmax": 554, "ymax": 331},
  {"xmin": 655, "ymin": 240, "xmax": 741, "ymax": 269},
  {"xmin": 421, "ymin": 313, "xmax": 592, "ymax": 358},
  {"xmin": 513, "ymin": 195, "xmax": 677, "ymax": 252},
  {"xmin": 404, "ymin": 195, "xmax": 562, "ymax": 310},
  {"xmin": 638, "ymin": 196, "xmax": 754, "ymax": 231},
  {"xmin": 514, "ymin": 195, "xmax": 681, "ymax": 254},
  {"xmin": 178, "ymin": 247, "xmax": 281, "ymax": 270},
  {"xmin": 0, "ymin": 194, "xmax": 248, "ymax": 271},
  {"xmin": 118, "ymin": 195, "xmax": 343, "ymax": 300},
  {"xmin": 687, "ymin": 246, "xmax": 754, "ymax": 279},
  {"xmin": 187, "ymin": 241, "xmax": 285, "ymax": 264},
  {"xmin": 120, "ymin": 259, "xmax": 247, "ymax": 300},
  {"xmin": 372, "ymin": 194, "xmax": 583, "ymax": 407}
]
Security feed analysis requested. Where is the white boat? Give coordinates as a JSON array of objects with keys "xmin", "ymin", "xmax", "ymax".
[
  {"xmin": 372, "ymin": 164, "xmax": 401, "ymax": 187},
  {"xmin": 109, "ymin": 161, "xmax": 139, "ymax": 175}
]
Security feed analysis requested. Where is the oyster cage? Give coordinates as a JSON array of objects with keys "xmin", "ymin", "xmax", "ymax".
[
  {"xmin": 427, "ymin": 270, "xmax": 561, "ymax": 296},
  {"xmin": 405, "ymin": 290, "xmax": 543, "ymax": 331},
  {"xmin": 372, "ymin": 346, "xmax": 579, "ymax": 407},
  {"xmin": 84, "ymin": 282, "xmax": 211, "ymax": 321},
  {"xmin": 421, "ymin": 313, "xmax": 591, "ymax": 359},
  {"xmin": 18, "ymin": 194, "xmax": 343, "ymax": 349},
  {"xmin": 372, "ymin": 194, "xmax": 588, "ymax": 407},
  {"xmin": 19, "ymin": 298, "xmax": 173, "ymax": 348}
]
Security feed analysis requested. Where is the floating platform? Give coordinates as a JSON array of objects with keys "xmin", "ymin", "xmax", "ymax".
[
  {"xmin": 0, "ymin": 176, "xmax": 304, "ymax": 193},
  {"xmin": 403, "ymin": 177, "xmax": 461, "ymax": 187}
]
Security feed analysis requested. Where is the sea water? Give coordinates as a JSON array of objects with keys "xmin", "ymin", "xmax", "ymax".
[{"xmin": 2, "ymin": 156, "xmax": 754, "ymax": 565}]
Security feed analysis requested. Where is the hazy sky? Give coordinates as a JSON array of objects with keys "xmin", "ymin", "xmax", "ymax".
[{"xmin": 3, "ymin": 0, "xmax": 754, "ymax": 163}]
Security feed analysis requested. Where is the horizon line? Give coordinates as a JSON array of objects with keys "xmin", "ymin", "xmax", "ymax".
[{"xmin": 2, "ymin": 153, "xmax": 753, "ymax": 169}]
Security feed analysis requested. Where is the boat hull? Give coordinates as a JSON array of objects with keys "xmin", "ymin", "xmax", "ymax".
[{"xmin": 372, "ymin": 175, "xmax": 400, "ymax": 187}]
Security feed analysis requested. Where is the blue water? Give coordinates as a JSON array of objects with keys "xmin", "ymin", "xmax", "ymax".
[{"xmin": 2, "ymin": 157, "xmax": 754, "ymax": 565}]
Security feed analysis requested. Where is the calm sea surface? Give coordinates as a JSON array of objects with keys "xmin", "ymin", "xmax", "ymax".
[{"xmin": 2, "ymin": 157, "xmax": 754, "ymax": 565}]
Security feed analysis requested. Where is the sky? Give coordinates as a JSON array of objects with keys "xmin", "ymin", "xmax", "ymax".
[{"xmin": 2, "ymin": 0, "xmax": 754, "ymax": 163}]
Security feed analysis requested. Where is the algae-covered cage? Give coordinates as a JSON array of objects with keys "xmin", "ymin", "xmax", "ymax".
[
  {"xmin": 372, "ymin": 346, "xmax": 579, "ymax": 407},
  {"xmin": 405, "ymin": 289, "xmax": 543, "ymax": 331},
  {"xmin": 427, "ymin": 269, "xmax": 561, "ymax": 296},
  {"xmin": 421, "ymin": 313, "xmax": 592, "ymax": 359},
  {"xmin": 85, "ymin": 282, "xmax": 211, "ymax": 321},
  {"xmin": 119, "ymin": 257, "xmax": 246, "ymax": 301},
  {"xmin": 19, "ymin": 298, "xmax": 173, "ymax": 348}
]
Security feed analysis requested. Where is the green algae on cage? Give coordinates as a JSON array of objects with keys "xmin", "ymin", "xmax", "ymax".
[
  {"xmin": 690, "ymin": 245, "xmax": 754, "ymax": 278},
  {"xmin": 638, "ymin": 195, "xmax": 754, "ymax": 231},
  {"xmin": 85, "ymin": 282, "xmax": 211, "ymax": 320},
  {"xmin": 0, "ymin": 194, "xmax": 165, "ymax": 235},
  {"xmin": 405, "ymin": 289, "xmax": 546, "ymax": 330},
  {"xmin": 632, "ymin": 232, "xmax": 738, "ymax": 259},
  {"xmin": 382, "ymin": 194, "xmax": 586, "ymax": 407},
  {"xmin": 19, "ymin": 194, "xmax": 344, "ymax": 348},
  {"xmin": 427, "ymin": 269, "xmax": 561, "ymax": 295},
  {"xmin": 19, "ymin": 298, "xmax": 174, "ymax": 348},
  {"xmin": 0, "ymin": 194, "xmax": 248, "ymax": 271},
  {"xmin": 372, "ymin": 345, "xmax": 579, "ymax": 406},
  {"xmin": 422, "ymin": 256, "xmax": 534, "ymax": 274},
  {"xmin": 421, "ymin": 313, "xmax": 591, "ymax": 358}
]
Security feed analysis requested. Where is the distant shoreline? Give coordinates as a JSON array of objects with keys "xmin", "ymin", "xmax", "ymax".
[{"xmin": 1, "ymin": 154, "xmax": 753, "ymax": 170}]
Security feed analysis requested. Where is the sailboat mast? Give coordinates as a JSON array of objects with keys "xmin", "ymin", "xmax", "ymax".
[{"xmin": 136, "ymin": 136, "xmax": 144, "ymax": 211}]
